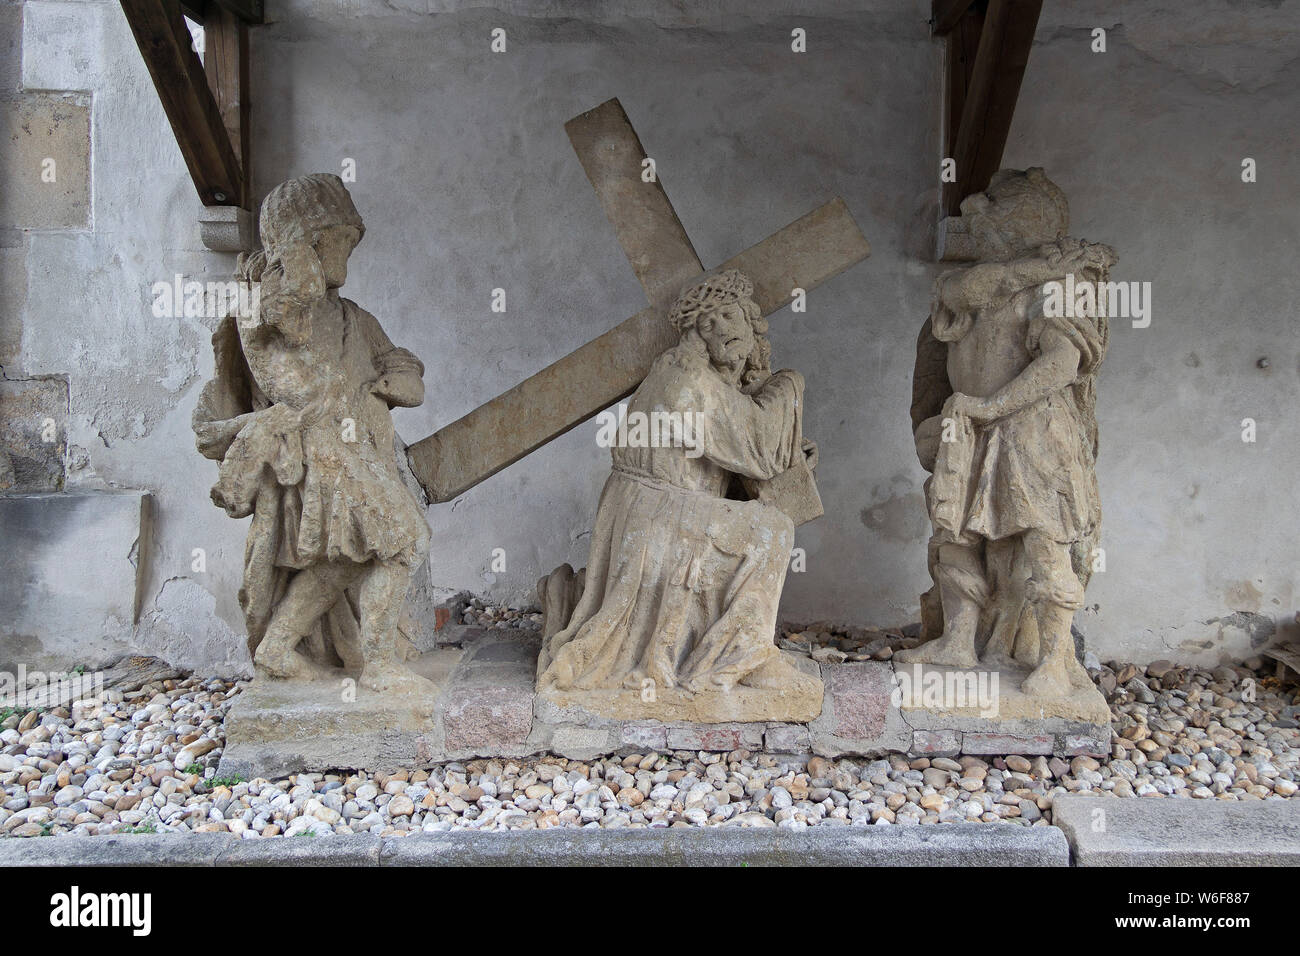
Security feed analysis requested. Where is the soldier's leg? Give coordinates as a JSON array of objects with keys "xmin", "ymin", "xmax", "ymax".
[
  {"xmin": 254, "ymin": 566, "xmax": 352, "ymax": 679},
  {"xmin": 918, "ymin": 536, "xmax": 945, "ymax": 643},
  {"xmin": 356, "ymin": 554, "xmax": 436, "ymax": 695},
  {"xmin": 1020, "ymin": 529, "xmax": 1091, "ymax": 697},
  {"xmin": 896, "ymin": 538, "xmax": 986, "ymax": 668},
  {"xmin": 982, "ymin": 536, "xmax": 1037, "ymax": 668}
]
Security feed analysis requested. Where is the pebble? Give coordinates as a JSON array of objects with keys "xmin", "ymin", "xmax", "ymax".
[{"xmin": 0, "ymin": 655, "xmax": 1294, "ymax": 840}]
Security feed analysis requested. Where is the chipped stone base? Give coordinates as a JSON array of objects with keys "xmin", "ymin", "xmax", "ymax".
[
  {"xmin": 218, "ymin": 648, "xmax": 464, "ymax": 779},
  {"xmin": 534, "ymin": 652, "xmax": 823, "ymax": 725},
  {"xmin": 220, "ymin": 629, "xmax": 1113, "ymax": 776},
  {"xmin": 894, "ymin": 662, "xmax": 1112, "ymax": 725},
  {"xmin": 896, "ymin": 662, "xmax": 1112, "ymax": 758}
]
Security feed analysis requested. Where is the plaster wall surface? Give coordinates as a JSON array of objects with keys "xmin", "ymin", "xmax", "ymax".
[{"xmin": 2, "ymin": 0, "xmax": 1296, "ymax": 674}]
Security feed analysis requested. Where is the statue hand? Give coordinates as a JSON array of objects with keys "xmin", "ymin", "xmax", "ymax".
[
  {"xmin": 1046, "ymin": 238, "xmax": 1111, "ymax": 276},
  {"xmin": 949, "ymin": 392, "xmax": 997, "ymax": 423},
  {"xmin": 272, "ymin": 241, "xmax": 327, "ymax": 303},
  {"xmin": 800, "ymin": 438, "xmax": 818, "ymax": 471},
  {"xmin": 1042, "ymin": 237, "xmax": 1080, "ymax": 261},
  {"xmin": 1076, "ymin": 240, "xmax": 1116, "ymax": 273}
]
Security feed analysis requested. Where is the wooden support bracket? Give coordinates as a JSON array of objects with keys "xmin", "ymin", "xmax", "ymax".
[
  {"xmin": 120, "ymin": 0, "xmax": 254, "ymax": 213},
  {"xmin": 933, "ymin": 0, "xmax": 1044, "ymax": 219}
]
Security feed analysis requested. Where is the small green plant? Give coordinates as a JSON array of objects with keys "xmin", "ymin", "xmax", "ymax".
[
  {"xmin": 39, "ymin": 822, "xmax": 55, "ymax": 837},
  {"xmin": 205, "ymin": 773, "xmax": 245, "ymax": 789},
  {"xmin": 0, "ymin": 705, "xmax": 34, "ymax": 725},
  {"xmin": 293, "ymin": 829, "xmax": 318, "ymax": 838},
  {"xmin": 183, "ymin": 763, "xmax": 205, "ymax": 775},
  {"xmin": 120, "ymin": 821, "xmax": 158, "ymax": 835}
]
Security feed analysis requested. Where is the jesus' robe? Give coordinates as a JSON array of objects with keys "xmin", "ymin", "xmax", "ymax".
[{"xmin": 537, "ymin": 343, "xmax": 806, "ymax": 695}]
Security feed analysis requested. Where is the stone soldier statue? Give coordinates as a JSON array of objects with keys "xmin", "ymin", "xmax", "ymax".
[
  {"xmin": 901, "ymin": 168, "xmax": 1116, "ymax": 699},
  {"xmin": 194, "ymin": 173, "xmax": 433, "ymax": 695}
]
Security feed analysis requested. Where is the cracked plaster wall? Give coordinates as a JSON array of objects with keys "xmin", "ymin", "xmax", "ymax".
[{"xmin": 2, "ymin": 0, "xmax": 1296, "ymax": 675}]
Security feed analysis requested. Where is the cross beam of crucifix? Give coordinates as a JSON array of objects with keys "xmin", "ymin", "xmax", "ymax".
[{"xmin": 406, "ymin": 98, "xmax": 870, "ymax": 503}]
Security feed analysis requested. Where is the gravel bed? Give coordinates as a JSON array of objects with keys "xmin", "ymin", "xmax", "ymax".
[{"xmin": 2, "ymin": 617, "xmax": 1295, "ymax": 838}]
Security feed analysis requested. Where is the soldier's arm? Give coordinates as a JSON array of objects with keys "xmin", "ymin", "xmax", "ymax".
[
  {"xmin": 939, "ymin": 257, "xmax": 1064, "ymax": 314},
  {"xmin": 370, "ymin": 349, "xmax": 425, "ymax": 408},
  {"xmin": 960, "ymin": 323, "xmax": 1081, "ymax": 423},
  {"xmin": 353, "ymin": 305, "xmax": 425, "ymax": 408}
]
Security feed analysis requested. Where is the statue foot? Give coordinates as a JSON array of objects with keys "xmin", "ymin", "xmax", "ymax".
[
  {"xmin": 539, "ymin": 656, "xmax": 573, "ymax": 692},
  {"xmin": 397, "ymin": 633, "xmax": 421, "ymax": 662},
  {"xmin": 1066, "ymin": 654, "xmax": 1095, "ymax": 690},
  {"xmin": 740, "ymin": 657, "xmax": 821, "ymax": 697},
  {"xmin": 360, "ymin": 662, "xmax": 437, "ymax": 697},
  {"xmin": 254, "ymin": 642, "xmax": 333, "ymax": 680},
  {"xmin": 980, "ymin": 650, "xmax": 1020, "ymax": 672},
  {"xmin": 894, "ymin": 635, "xmax": 979, "ymax": 668},
  {"xmin": 1021, "ymin": 659, "xmax": 1071, "ymax": 698}
]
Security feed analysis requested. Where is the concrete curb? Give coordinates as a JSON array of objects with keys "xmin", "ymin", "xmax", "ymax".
[
  {"xmin": 0, "ymin": 824, "xmax": 1067, "ymax": 866},
  {"xmin": 1053, "ymin": 794, "xmax": 1300, "ymax": 866}
]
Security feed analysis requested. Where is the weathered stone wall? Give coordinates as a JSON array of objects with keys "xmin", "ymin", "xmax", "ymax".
[{"xmin": 2, "ymin": 0, "xmax": 1297, "ymax": 674}]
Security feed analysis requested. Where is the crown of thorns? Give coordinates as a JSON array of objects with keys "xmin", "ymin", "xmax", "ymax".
[{"xmin": 669, "ymin": 270, "xmax": 755, "ymax": 332}]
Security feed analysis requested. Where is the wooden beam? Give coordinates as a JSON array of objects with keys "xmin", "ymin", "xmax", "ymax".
[
  {"xmin": 565, "ymin": 98, "xmax": 704, "ymax": 312},
  {"xmin": 209, "ymin": 0, "xmax": 263, "ymax": 23},
  {"xmin": 407, "ymin": 200, "xmax": 869, "ymax": 503},
  {"xmin": 120, "ymin": 0, "xmax": 243, "ymax": 206},
  {"xmin": 941, "ymin": 1, "xmax": 985, "ymax": 215},
  {"xmin": 932, "ymin": 0, "xmax": 978, "ymax": 35},
  {"xmin": 944, "ymin": 0, "xmax": 1042, "ymax": 216},
  {"xmin": 202, "ymin": 2, "xmax": 251, "ymax": 208}
]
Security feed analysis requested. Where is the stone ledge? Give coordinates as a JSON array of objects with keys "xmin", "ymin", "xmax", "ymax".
[
  {"xmin": 378, "ymin": 825, "xmax": 1069, "ymax": 867},
  {"xmin": 0, "ymin": 833, "xmax": 239, "ymax": 866},
  {"xmin": 1052, "ymin": 794, "xmax": 1300, "ymax": 866},
  {"xmin": 0, "ymin": 825, "xmax": 1068, "ymax": 867}
]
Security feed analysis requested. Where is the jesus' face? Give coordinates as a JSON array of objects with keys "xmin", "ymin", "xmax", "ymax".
[
  {"xmin": 697, "ymin": 301, "xmax": 755, "ymax": 372},
  {"xmin": 312, "ymin": 225, "xmax": 362, "ymax": 289}
]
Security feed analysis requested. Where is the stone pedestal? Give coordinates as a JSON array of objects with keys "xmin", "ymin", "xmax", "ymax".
[
  {"xmin": 218, "ymin": 629, "xmax": 1113, "ymax": 776},
  {"xmin": 218, "ymin": 648, "xmax": 463, "ymax": 779},
  {"xmin": 894, "ymin": 662, "xmax": 1112, "ymax": 757}
]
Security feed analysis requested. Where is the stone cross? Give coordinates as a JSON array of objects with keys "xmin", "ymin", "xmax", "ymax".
[{"xmin": 406, "ymin": 98, "xmax": 870, "ymax": 503}]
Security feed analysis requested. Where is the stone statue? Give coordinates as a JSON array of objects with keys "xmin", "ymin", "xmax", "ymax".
[
  {"xmin": 537, "ymin": 270, "xmax": 822, "ymax": 721},
  {"xmin": 901, "ymin": 168, "xmax": 1116, "ymax": 700},
  {"xmin": 193, "ymin": 173, "xmax": 433, "ymax": 695}
]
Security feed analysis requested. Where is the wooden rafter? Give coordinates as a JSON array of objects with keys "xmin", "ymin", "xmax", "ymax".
[
  {"xmin": 183, "ymin": 0, "xmax": 263, "ymax": 23},
  {"xmin": 931, "ymin": 0, "xmax": 978, "ymax": 35},
  {"xmin": 934, "ymin": 0, "xmax": 1043, "ymax": 217},
  {"xmin": 120, "ymin": 0, "xmax": 254, "ymax": 207},
  {"xmin": 202, "ymin": 2, "xmax": 251, "ymax": 208},
  {"xmin": 210, "ymin": 0, "xmax": 264, "ymax": 21}
]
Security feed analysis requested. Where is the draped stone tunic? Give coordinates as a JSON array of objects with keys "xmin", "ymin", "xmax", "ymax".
[
  {"xmin": 539, "ymin": 344, "xmax": 805, "ymax": 694},
  {"xmin": 193, "ymin": 294, "xmax": 428, "ymax": 658}
]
